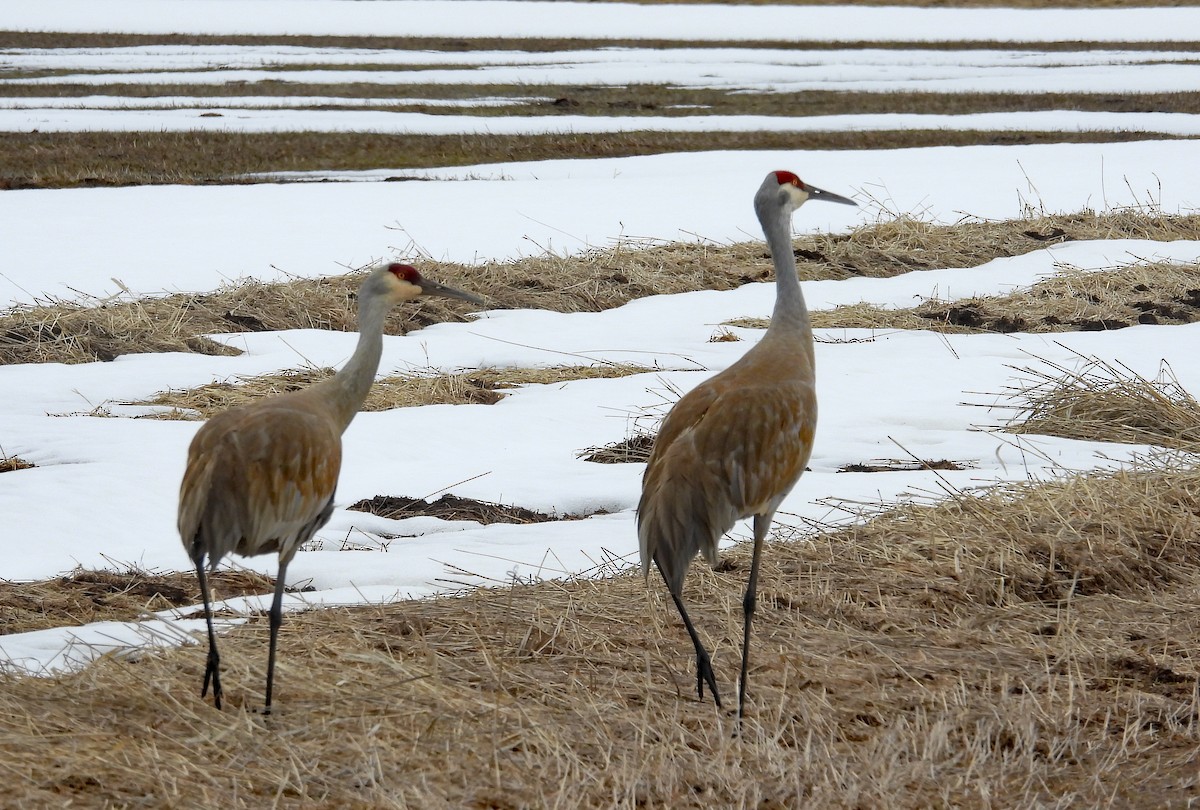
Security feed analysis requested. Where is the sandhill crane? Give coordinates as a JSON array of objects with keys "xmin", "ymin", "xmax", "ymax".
[
  {"xmin": 177, "ymin": 262, "xmax": 482, "ymax": 713},
  {"xmin": 637, "ymin": 171, "xmax": 855, "ymax": 719}
]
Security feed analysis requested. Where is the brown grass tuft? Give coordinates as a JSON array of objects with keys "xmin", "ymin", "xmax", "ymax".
[
  {"xmin": 708, "ymin": 327, "xmax": 742, "ymax": 342},
  {"xmin": 725, "ymin": 260, "xmax": 1200, "ymax": 335},
  {"xmin": 1, "ymin": 271, "xmax": 422, "ymax": 365},
  {"xmin": 837, "ymin": 458, "xmax": 973, "ymax": 473},
  {"xmin": 131, "ymin": 363, "xmax": 652, "ymax": 420},
  {"xmin": 348, "ymin": 493, "xmax": 604, "ymax": 524},
  {"xmin": 1000, "ymin": 352, "xmax": 1200, "ymax": 450},
  {"xmin": 0, "ymin": 568, "xmax": 277, "ymax": 636},
  {"xmin": 911, "ymin": 261, "xmax": 1200, "ymax": 334},
  {"xmin": 578, "ymin": 432, "xmax": 657, "ymax": 464},
  {"xmin": 1, "ymin": 457, "xmax": 1198, "ymax": 806},
  {"xmin": 0, "ymin": 455, "xmax": 35, "ymax": 473}
]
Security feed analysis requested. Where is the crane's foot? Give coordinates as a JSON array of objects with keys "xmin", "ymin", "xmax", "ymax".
[
  {"xmin": 695, "ymin": 649, "xmax": 722, "ymax": 709},
  {"xmin": 202, "ymin": 647, "xmax": 223, "ymax": 710}
]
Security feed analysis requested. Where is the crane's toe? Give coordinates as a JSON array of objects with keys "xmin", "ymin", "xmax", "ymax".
[
  {"xmin": 696, "ymin": 649, "xmax": 722, "ymax": 708},
  {"xmin": 202, "ymin": 646, "xmax": 223, "ymax": 710}
]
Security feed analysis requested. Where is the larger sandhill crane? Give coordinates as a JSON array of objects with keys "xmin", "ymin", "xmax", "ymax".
[
  {"xmin": 637, "ymin": 171, "xmax": 855, "ymax": 720},
  {"xmin": 178, "ymin": 262, "xmax": 482, "ymax": 713}
]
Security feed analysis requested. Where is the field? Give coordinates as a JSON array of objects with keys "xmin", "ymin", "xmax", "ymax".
[{"xmin": 3, "ymin": 2, "xmax": 1200, "ymax": 807}]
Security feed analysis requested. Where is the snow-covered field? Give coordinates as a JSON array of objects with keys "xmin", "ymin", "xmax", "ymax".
[
  {"xmin": 2, "ymin": 2, "xmax": 1199, "ymax": 675},
  {"xmin": 5, "ymin": 44, "xmax": 1200, "ymax": 134},
  {"xmin": 8, "ymin": 1, "xmax": 1200, "ymax": 42}
]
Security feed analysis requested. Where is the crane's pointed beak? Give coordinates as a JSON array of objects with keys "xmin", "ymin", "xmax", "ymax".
[
  {"xmin": 418, "ymin": 278, "xmax": 485, "ymax": 306},
  {"xmin": 806, "ymin": 184, "xmax": 857, "ymax": 206}
]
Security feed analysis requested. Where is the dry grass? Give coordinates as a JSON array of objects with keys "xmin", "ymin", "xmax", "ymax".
[
  {"xmin": 2, "ymin": 129, "xmax": 1188, "ymax": 190},
  {"xmin": 0, "ymin": 568, "xmax": 277, "ymax": 636},
  {"xmin": 708, "ymin": 327, "xmax": 742, "ymax": 342},
  {"xmin": 0, "ymin": 270, "xmax": 478, "ymax": 366},
  {"xmin": 2, "ymin": 455, "xmax": 1199, "ymax": 806},
  {"xmin": 8, "ymin": 83, "xmax": 1200, "ymax": 120},
  {"xmin": 6, "ymin": 210, "xmax": 1200, "ymax": 367},
  {"xmin": 3, "ymin": 27, "xmax": 1197, "ymax": 53},
  {"xmin": 999, "ymin": 352, "xmax": 1200, "ymax": 450},
  {"xmin": 909, "ymin": 261, "xmax": 1200, "ymax": 333},
  {"xmin": 130, "ymin": 364, "xmax": 652, "ymax": 420},
  {"xmin": 348, "ymin": 493, "xmax": 605, "ymax": 525},
  {"xmin": 723, "ymin": 260, "xmax": 1200, "ymax": 334},
  {"xmin": 837, "ymin": 458, "xmax": 973, "ymax": 473},
  {"xmin": 579, "ymin": 433, "xmax": 658, "ymax": 464},
  {"xmin": 0, "ymin": 455, "xmax": 34, "ymax": 473}
]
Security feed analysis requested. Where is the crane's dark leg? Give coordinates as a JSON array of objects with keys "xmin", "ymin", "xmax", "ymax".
[
  {"xmin": 738, "ymin": 514, "xmax": 771, "ymax": 722},
  {"xmin": 195, "ymin": 558, "xmax": 223, "ymax": 710},
  {"xmin": 263, "ymin": 558, "xmax": 290, "ymax": 715},
  {"xmin": 659, "ymin": 565, "xmax": 722, "ymax": 708}
]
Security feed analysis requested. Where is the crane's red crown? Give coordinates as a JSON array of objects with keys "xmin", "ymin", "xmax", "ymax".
[
  {"xmin": 773, "ymin": 170, "xmax": 803, "ymax": 189},
  {"xmin": 387, "ymin": 263, "xmax": 421, "ymax": 283}
]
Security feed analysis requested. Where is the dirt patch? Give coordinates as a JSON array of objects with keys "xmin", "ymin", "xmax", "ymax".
[
  {"xmin": 347, "ymin": 493, "xmax": 604, "ymax": 524},
  {"xmin": 0, "ymin": 568, "xmax": 277, "ymax": 636}
]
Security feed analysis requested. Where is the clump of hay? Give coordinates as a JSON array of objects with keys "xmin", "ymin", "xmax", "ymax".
[
  {"xmin": 1000, "ymin": 352, "xmax": 1200, "ymax": 450},
  {"xmin": 0, "ymin": 567, "xmax": 276, "ymax": 636},
  {"xmin": 728, "ymin": 261, "xmax": 1200, "ymax": 335},
  {"xmin": 818, "ymin": 454, "xmax": 1200, "ymax": 607},
  {"xmin": 708, "ymin": 327, "xmax": 740, "ymax": 342},
  {"xmin": 136, "ymin": 367, "xmax": 335, "ymax": 419},
  {"xmin": 0, "ymin": 455, "xmax": 34, "ymax": 473},
  {"xmin": 347, "ymin": 493, "xmax": 603, "ymax": 525},
  {"xmin": 0, "ymin": 270, "xmax": 477, "ymax": 366},
  {"xmin": 837, "ymin": 458, "xmax": 973, "ymax": 473},
  {"xmin": 578, "ymin": 432, "xmax": 656, "ymax": 464},
  {"xmin": 132, "ymin": 363, "xmax": 652, "ymax": 420},
  {"xmin": 911, "ymin": 261, "xmax": 1200, "ymax": 334}
]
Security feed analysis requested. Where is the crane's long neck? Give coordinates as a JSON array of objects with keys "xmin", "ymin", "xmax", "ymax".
[
  {"xmin": 323, "ymin": 292, "xmax": 391, "ymax": 433},
  {"xmin": 761, "ymin": 201, "xmax": 811, "ymax": 340}
]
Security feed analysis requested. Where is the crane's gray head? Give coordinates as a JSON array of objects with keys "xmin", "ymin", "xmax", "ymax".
[
  {"xmin": 364, "ymin": 262, "xmax": 484, "ymax": 306},
  {"xmin": 755, "ymin": 170, "xmax": 856, "ymax": 221}
]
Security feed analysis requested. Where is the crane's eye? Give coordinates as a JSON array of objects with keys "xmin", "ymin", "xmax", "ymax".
[{"xmin": 388, "ymin": 263, "xmax": 421, "ymax": 283}]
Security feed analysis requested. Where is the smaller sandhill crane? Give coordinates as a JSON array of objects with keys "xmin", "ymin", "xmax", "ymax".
[
  {"xmin": 177, "ymin": 262, "xmax": 482, "ymax": 713},
  {"xmin": 637, "ymin": 171, "xmax": 856, "ymax": 720}
]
